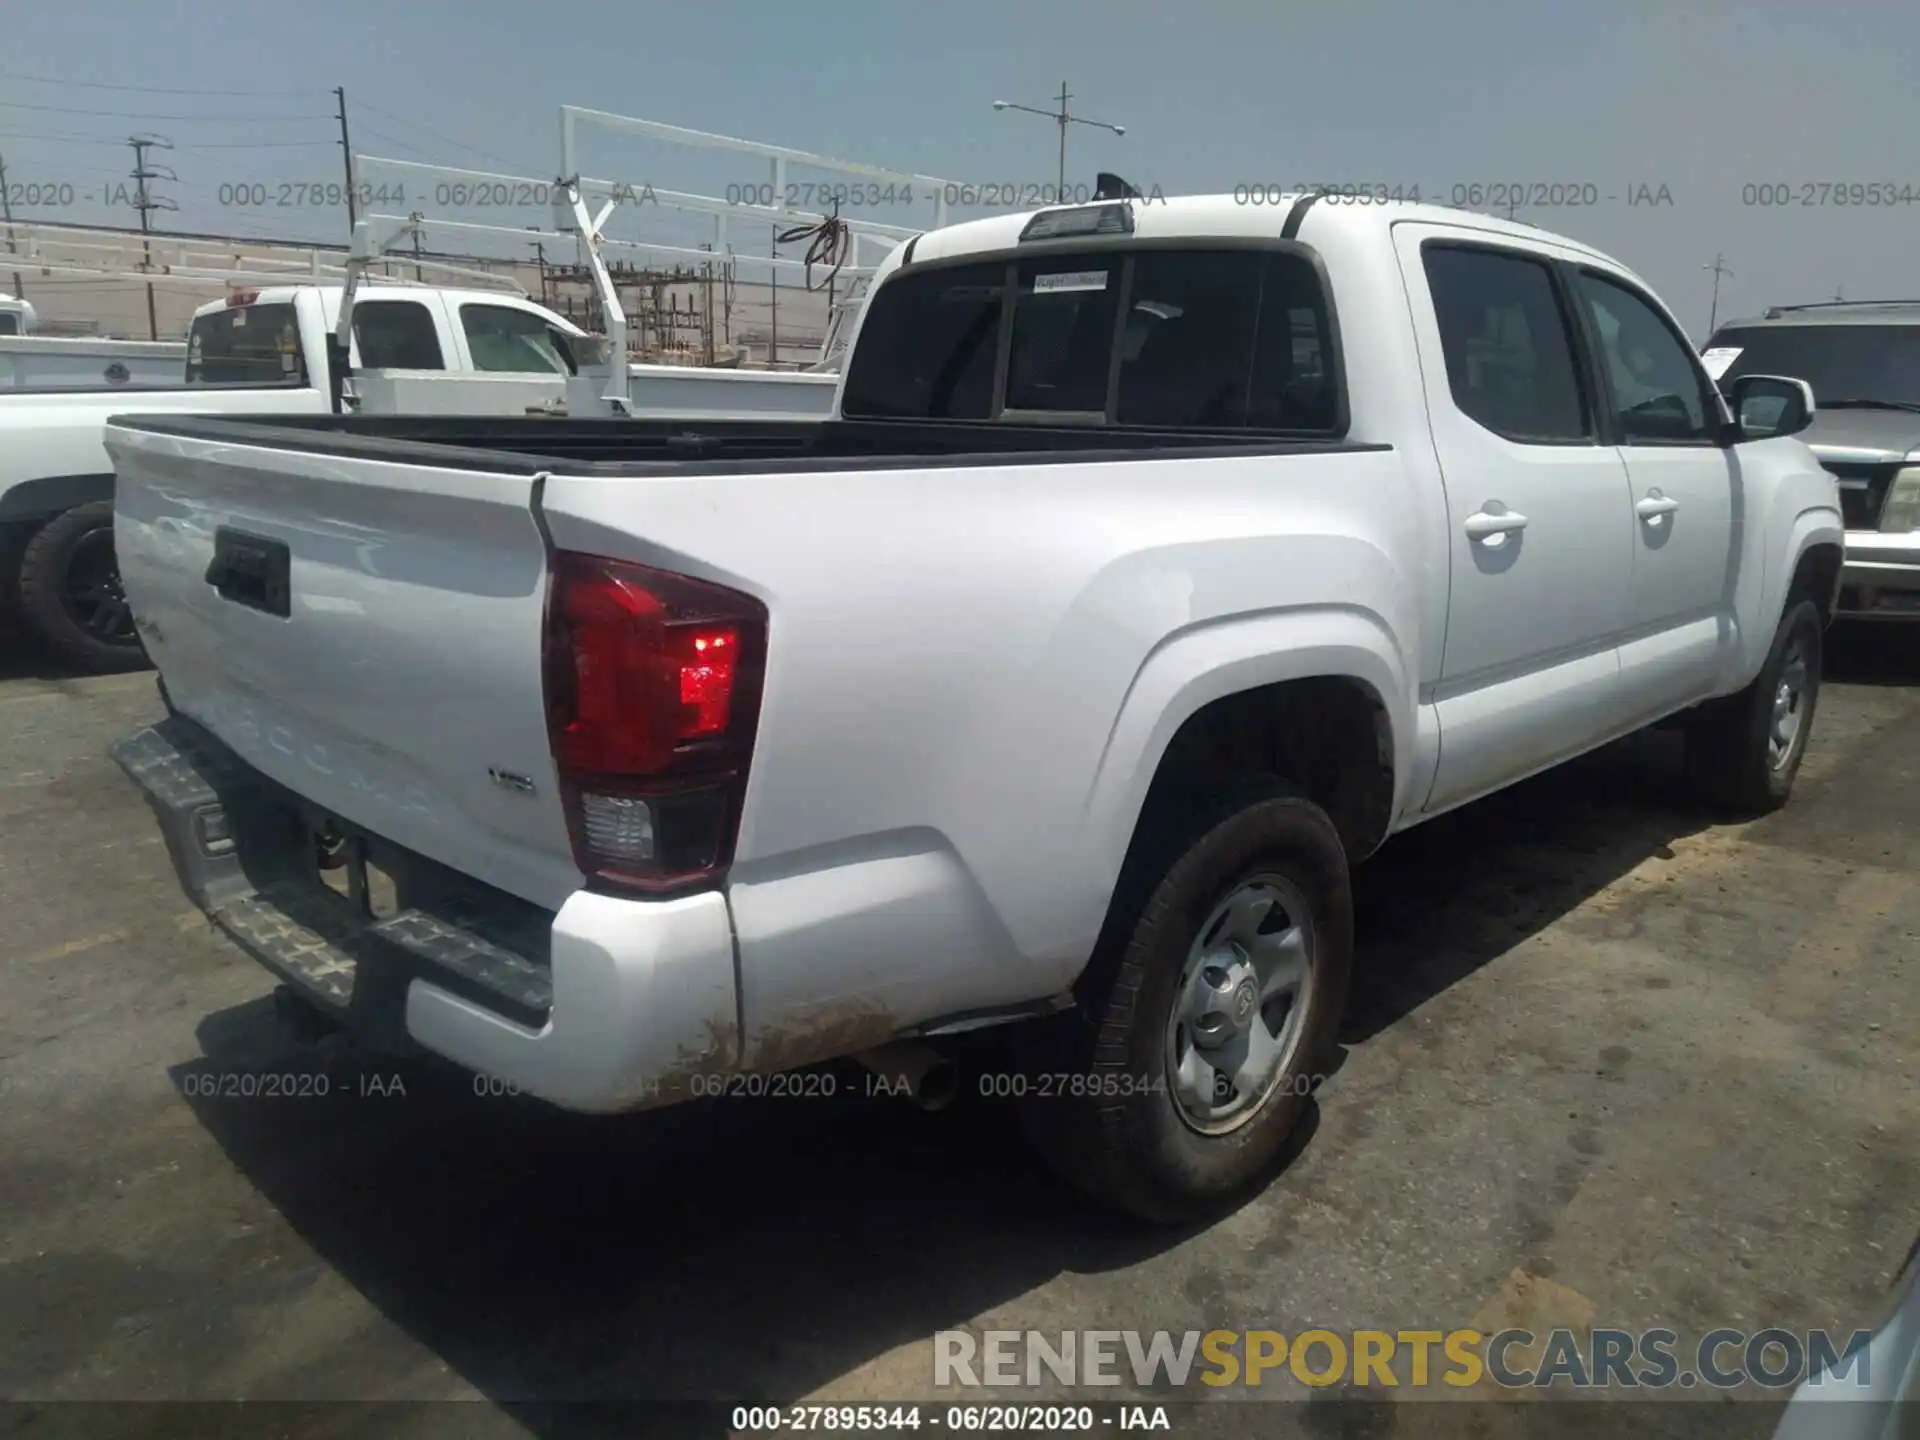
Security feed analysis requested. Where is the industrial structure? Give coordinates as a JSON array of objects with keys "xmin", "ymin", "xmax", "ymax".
[{"xmin": 1, "ymin": 217, "xmax": 836, "ymax": 364}]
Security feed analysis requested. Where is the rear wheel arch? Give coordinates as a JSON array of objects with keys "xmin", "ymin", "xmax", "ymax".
[
  {"xmin": 0, "ymin": 471, "xmax": 115, "ymax": 526},
  {"xmin": 1135, "ymin": 675, "xmax": 1398, "ymax": 864},
  {"xmin": 1087, "ymin": 609, "xmax": 1412, "ymax": 875}
]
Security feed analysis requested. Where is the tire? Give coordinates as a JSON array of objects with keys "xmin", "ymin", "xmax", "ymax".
[
  {"xmin": 16, "ymin": 501, "xmax": 149, "ymax": 675},
  {"xmin": 1683, "ymin": 597, "xmax": 1822, "ymax": 816},
  {"xmin": 1022, "ymin": 786, "xmax": 1354, "ymax": 1223},
  {"xmin": 0, "ymin": 522, "xmax": 31, "ymax": 627}
]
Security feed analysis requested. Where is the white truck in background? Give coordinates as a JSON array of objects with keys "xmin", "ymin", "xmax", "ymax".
[
  {"xmin": 0, "ymin": 282, "xmax": 837, "ymax": 672},
  {"xmin": 108, "ymin": 193, "xmax": 1841, "ymax": 1222},
  {"xmin": 0, "ymin": 296, "xmax": 188, "ymax": 389}
]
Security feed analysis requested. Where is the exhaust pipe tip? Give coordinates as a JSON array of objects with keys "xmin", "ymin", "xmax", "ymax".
[{"xmin": 916, "ymin": 1058, "xmax": 960, "ymax": 1112}]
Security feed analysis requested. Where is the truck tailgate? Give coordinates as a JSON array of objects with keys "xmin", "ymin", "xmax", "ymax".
[{"xmin": 106, "ymin": 422, "xmax": 581, "ymax": 911}]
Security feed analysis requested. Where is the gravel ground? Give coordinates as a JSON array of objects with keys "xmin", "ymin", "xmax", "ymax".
[{"xmin": 0, "ymin": 626, "xmax": 1915, "ymax": 1440}]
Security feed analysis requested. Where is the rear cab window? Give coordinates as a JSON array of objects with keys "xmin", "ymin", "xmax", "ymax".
[
  {"xmin": 186, "ymin": 301, "xmax": 307, "ymax": 386},
  {"xmin": 831, "ymin": 262, "xmax": 1003, "ymax": 419},
  {"xmin": 840, "ymin": 241, "xmax": 1344, "ymax": 435},
  {"xmin": 1005, "ymin": 261, "xmax": 1122, "ymax": 417}
]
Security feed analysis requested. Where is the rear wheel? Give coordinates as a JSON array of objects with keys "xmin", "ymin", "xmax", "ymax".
[
  {"xmin": 1683, "ymin": 597, "xmax": 1822, "ymax": 815},
  {"xmin": 17, "ymin": 501, "xmax": 149, "ymax": 674},
  {"xmin": 1022, "ymin": 787, "xmax": 1353, "ymax": 1223},
  {"xmin": 0, "ymin": 522, "xmax": 30, "ymax": 629}
]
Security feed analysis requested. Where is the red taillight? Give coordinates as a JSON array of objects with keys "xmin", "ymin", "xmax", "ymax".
[
  {"xmin": 544, "ymin": 551, "xmax": 767, "ymax": 895},
  {"xmin": 679, "ymin": 629, "xmax": 738, "ymax": 735},
  {"xmin": 227, "ymin": 289, "xmax": 259, "ymax": 309}
]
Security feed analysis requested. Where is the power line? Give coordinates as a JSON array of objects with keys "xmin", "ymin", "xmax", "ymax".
[
  {"xmin": 178, "ymin": 139, "xmax": 341, "ymax": 149},
  {"xmin": 0, "ymin": 99, "xmax": 327, "ymax": 122},
  {"xmin": 0, "ymin": 68, "xmax": 329, "ymax": 96},
  {"xmin": 0, "ymin": 156, "xmax": 137, "ymax": 177},
  {"xmin": 346, "ymin": 98, "xmax": 530, "ymax": 171},
  {"xmin": 0, "ymin": 129, "xmax": 159, "ymax": 147},
  {"xmin": 14, "ymin": 214, "xmax": 350, "ymax": 248},
  {"xmin": 351, "ymin": 122, "xmax": 436, "ymax": 159},
  {"xmin": 0, "ymin": 130, "xmax": 339, "ymax": 149}
]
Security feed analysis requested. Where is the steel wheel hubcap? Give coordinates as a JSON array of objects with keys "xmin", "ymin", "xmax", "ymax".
[
  {"xmin": 1769, "ymin": 636, "xmax": 1810, "ymax": 771},
  {"xmin": 1164, "ymin": 873, "xmax": 1316, "ymax": 1136}
]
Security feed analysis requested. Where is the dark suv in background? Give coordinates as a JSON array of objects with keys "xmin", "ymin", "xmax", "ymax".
[{"xmin": 1705, "ymin": 301, "xmax": 1920, "ymax": 620}]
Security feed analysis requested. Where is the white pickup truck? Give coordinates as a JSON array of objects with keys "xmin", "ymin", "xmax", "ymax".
[
  {"xmin": 1, "ymin": 282, "xmax": 840, "ymax": 673},
  {"xmin": 107, "ymin": 193, "xmax": 1842, "ymax": 1222},
  {"xmin": 0, "ymin": 296, "xmax": 188, "ymax": 389},
  {"xmin": 0, "ymin": 283, "xmax": 597, "ymax": 672}
]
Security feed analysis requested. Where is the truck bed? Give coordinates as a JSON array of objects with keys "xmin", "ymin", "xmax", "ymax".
[
  {"xmin": 105, "ymin": 412, "xmax": 1386, "ymax": 474},
  {"xmin": 4, "ymin": 380, "xmax": 302, "ymax": 398}
]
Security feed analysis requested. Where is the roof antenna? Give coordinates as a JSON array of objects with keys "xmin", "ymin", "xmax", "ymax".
[{"xmin": 1093, "ymin": 171, "xmax": 1141, "ymax": 201}]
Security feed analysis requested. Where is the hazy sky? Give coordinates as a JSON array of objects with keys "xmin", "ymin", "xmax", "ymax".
[{"xmin": 4, "ymin": 0, "xmax": 1919, "ymax": 340}]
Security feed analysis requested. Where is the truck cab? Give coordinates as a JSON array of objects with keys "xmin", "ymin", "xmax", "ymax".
[
  {"xmin": 185, "ymin": 284, "xmax": 594, "ymax": 396},
  {"xmin": 0, "ymin": 297, "xmax": 38, "ymax": 336}
]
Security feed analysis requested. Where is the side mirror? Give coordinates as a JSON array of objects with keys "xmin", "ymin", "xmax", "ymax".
[{"xmin": 1724, "ymin": 373, "xmax": 1815, "ymax": 442}]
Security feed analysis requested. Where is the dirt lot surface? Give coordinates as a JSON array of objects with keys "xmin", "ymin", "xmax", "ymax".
[{"xmin": 1, "ymin": 628, "xmax": 1915, "ymax": 1440}]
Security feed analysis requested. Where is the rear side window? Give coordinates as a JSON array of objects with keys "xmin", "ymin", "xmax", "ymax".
[
  {"xmin": 839, "ymin": 262, "xmax": 1003, "ymax": 419},
  {"xmin": 0, "ymin": 312, "xmax": 18, "ymax": 337},
  {"xmin": 1422, "ymin": 246, "xmax": 1590, "ymax": 443},
  {"xmin": 186, "ymin": 302, "xmax": 306, "ymax": 385},
  {"xmin": 353, "ymin": 300, "xmax": 445, "ymax": 370}
]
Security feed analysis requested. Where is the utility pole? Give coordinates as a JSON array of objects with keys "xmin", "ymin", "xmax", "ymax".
[
  {"xmin": 528, "ymin": 235, "xmax": 549, "ymax": 306},
  {"xmin": 992, "ymin": 83, "xmax": 1126, "ymax": 199},
  {"xmin": 0, "ymin": 153, "xmax": 22, "ymax": 299},
  {"xmin": 334, "ymin": 87, "xmax": 358, "ymax": 232},
  {"xmin": 1702, "ymin": 252, "xmax": 1733, "ymax": 335},
  {"xmin": 129, "ymin": 134, "xmax": 177, "ymax": 341}
]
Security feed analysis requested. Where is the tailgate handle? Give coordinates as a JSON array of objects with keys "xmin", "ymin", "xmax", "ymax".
[{"xmin": 205, "ymin": 528, "xmax": 291, "ymax": 619}]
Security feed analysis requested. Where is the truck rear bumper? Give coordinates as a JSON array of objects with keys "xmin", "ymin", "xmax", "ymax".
[
  {"xmin": 112, "ymin": 714, "xmax": 739, "ymax": 1113},
  {"xmin": 1838, "ymin": 530, "xmax": 1920, "ymax": 620}
]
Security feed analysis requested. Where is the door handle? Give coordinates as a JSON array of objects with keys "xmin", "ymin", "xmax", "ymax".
[
  {"xmin": 1636, "ymin": 492, "xmax": 1680, "ymax": 524},
  {"xmin": 1464, "ymin": 508, "xmax": 1529, "ymax": 543}
]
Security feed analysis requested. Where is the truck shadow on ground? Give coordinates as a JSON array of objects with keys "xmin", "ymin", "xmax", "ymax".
[
  {"xmin": 0, "ymin": 634, "xmax": 151, "ymax": 684},
  {"xmin": 0, "ymin": 635, "xmax": 65, "ymax": 682},
  {"xmin": 161, "ymin": 621, "xmax": 1920, "ymax": 1435},
  {"xmin": 1342, "ymin": 726, "xmax": 1717, "ymax": 1045},
  {"xmin": 171, "ymin": 757, "xmax": 1727, "ymax": 1434},
  {"xmin": 172, "ymin": 1016, "xmax": 1211, "ymax": 1429}
]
